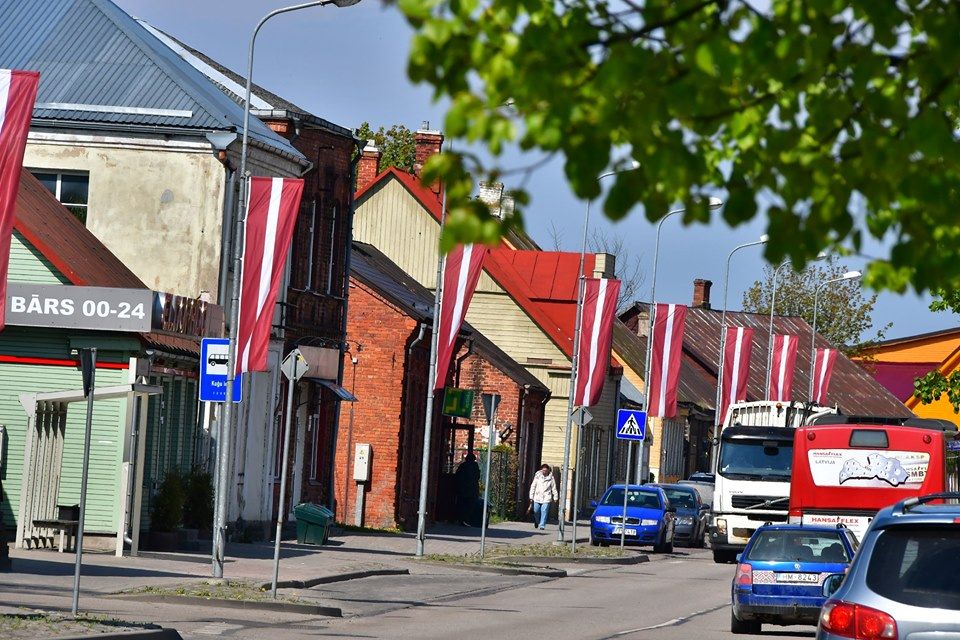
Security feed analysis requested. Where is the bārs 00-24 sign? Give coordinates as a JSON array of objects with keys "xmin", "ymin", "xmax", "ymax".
[{"xmin": 6, "ymin": 283, "xmax": 153, "ymax": 333}]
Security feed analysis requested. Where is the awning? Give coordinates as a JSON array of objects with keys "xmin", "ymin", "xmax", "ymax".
[{"xmin": 318, "ymin": 380, "xmax": 357, "ymax": 402}]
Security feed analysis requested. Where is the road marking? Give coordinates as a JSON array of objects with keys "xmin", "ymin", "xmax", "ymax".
[
  {"xmin": 602, "ymin": 603, "xmax": 728, "ymax": 638},
  {"xmin": 192, "ymin": 622, "xmax": 244, "ymax": 636}
]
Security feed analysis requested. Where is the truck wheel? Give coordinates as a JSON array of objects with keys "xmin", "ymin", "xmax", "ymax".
[
  {"xmin": 730, "ymin": 610, "xmax": 761, "ymax": 634},
  {"xmin": 713, "ymin": 549, "xmax": 736, "ymax": 564}
]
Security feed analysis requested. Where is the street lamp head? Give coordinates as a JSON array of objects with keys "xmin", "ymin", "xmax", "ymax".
[
  {"xmin": 708, "ymin": 197, "xmax": 723, "ymax": 210},
  {"xmin": 759, "ymin": 233, "xmax": 770, "ymax": 243},
  {"xmin": 329, "ymin": 0, "xmax": 362, "ymax": 6},
  {"xmin": 842, "ymin": 270, "xmax": 862, "ymax": 280},
  {"xmin": 628, "ymin": 159, "xmax": 641, "ymax": 170},
  {"xmin": 817, "ymin": 251, "xmax": 829, "ymax": 259}
]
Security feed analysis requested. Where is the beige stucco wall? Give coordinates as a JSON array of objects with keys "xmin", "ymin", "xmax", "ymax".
[{"xmin": 24, "ymin": 131, "xmax": 303, "ymax": 300}]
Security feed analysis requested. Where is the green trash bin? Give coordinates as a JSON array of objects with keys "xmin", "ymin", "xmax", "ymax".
[{"xmin": 294, "ymin": 503, "xmax": 334, "ymax": 545}]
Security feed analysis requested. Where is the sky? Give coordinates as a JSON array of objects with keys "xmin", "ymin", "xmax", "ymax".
[{"xmin": 115, "ymin": 0, "xmax": 957, "ymax": 342}]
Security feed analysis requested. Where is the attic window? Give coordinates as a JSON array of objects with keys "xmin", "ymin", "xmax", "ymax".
[{"xmin": 31, "ymin": 170, "xmax": 89, "ymax": 225}]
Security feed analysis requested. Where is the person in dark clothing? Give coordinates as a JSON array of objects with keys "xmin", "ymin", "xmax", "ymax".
[{"xmin": 454, "ymin": 452, "xmax": 481, "ymax": 526}]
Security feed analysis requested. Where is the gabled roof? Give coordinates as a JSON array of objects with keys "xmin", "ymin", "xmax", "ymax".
[
  {"xmin": 14, "ymin": 169, "xmax": 144, "ymax": 288},
  {"xmin": 356, "ymin": 168, "xmax": 614, "ymax": 364},
  {"xmin": 858, "ymin": 326, "xmax": 960, "ymax": 353},
  {"xmin": 350, "ymin": 242, "xmax": 548, "ymax": 392},
  {"xmin": 621, "ymin": 303, "xmax": 911, "ymax": 418},
  {"xmin": 139, "ymin": 20, "xmax": 354, "ymax": 140},
  {"xmin": 0, "ymin": 0, "xmax": 304, "ymax": 163}
]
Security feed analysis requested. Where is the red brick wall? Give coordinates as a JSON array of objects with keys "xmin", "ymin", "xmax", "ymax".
[{"xmin": 329, "ymin": 278, "xmax": 431, "ymax": 528}]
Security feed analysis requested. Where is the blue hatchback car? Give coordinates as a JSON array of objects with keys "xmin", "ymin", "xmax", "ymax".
[
  {"xmin": 589, "ymin": 484, "xmax": 676, "ymax": 552},
  {"xmin": 731, "ymin": 524, "xmax": 858, "ymax": 634}
]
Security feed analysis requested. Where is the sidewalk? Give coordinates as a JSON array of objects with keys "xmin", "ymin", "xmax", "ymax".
[{"xmin": 0, "ymin": 519, "xmax": 589, "ymax": 600}]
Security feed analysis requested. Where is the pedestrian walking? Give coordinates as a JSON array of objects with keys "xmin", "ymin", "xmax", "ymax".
[
  {"xmin": 527, "ymin": 464, "xmax": 558, "ymax": 530},
  {"xmin": 454, "ymin": 452, "xmax": 481, "ymax": 526}
]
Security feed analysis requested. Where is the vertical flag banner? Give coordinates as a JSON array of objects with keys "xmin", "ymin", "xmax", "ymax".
[
  {"xmin": 574, "ymin": 277, "xmax": 621, "ymax": 407},
  {"xmin": 0, "ymin": 69, "xmax": 40, "ymax": 331},
  {"xmin": 719, "ymin": 326, "xmax": 755, "ymax": 425},
  {"xmin": 648, "ymin": 303, "xmax": 688, "ymax": 418},
  {"xmin": 768, "ymin": 334, "xmax": 799, "ymax": 402},
  {"xmin": 432, "ymin": 243, "xmax": 487, "ymax": 389},
  {"xmin": 237, "ymin": 177, "xmax": 305, "ymax": 373},
  {"xmin": 813, "ymin": 347, "xmax": 838, "ymax": 405}
]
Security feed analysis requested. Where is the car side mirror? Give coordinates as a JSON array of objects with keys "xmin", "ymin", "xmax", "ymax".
[
  {"xmin": 822, "ymin": 574, "xmax": 844, "ymax": 598},
  {"xmin": 589, "ymin": 500, "xmax": 598, "ymax": 508}
]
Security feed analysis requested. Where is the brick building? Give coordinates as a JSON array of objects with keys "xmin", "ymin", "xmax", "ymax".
[{"xmin": 337, "ymin": 243, "xmax": 549, "ymax": 530}]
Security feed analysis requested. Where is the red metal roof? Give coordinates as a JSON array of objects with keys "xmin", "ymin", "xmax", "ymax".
[{"xmin": 621, "ymin": 303, "xmax": 911, "ymax": 418}]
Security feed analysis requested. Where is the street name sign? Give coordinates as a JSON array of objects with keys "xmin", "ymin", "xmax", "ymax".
[
  {"xmin": 200, "ymin": 338, "xmax": 242, "ymax": 403},
  {"xmin": 616, "ymin": 409, "xmax": 647, "ymax": 441},
  {"xmin": 6, "ymin": 283, "xmax": 152, "ymax": 332}
]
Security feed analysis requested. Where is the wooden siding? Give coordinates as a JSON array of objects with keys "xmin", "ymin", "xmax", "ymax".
[
  {"xmin": 8, "ymin": 231, "xmax": 70, "ymax": 285},
  {"xmin": 860, "ymin": 336, "xmax": 960, "ymax": 364}
]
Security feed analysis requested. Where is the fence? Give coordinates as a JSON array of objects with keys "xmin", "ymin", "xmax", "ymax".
[{"xmin": 475, "ymin": 446, "xmax": 519, "ymax": 519}]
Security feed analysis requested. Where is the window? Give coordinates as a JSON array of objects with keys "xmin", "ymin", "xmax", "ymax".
[
  {"xmin": 719, "ymin": 439, "xmax": 793, "ymax": 481},
  {"xmin": 600, "ymin": 489, "xmax": 661, "ymax": 509},
  {"xmin": 866, "ymin": 527, "xmax": 960, "ymax": 610},
  {"xmin": 746, "ymin": 530, "xmax": 849, "ymax": 562},
  {"xmin": 31, "ymin": 171, "xmax": 89, "ymax": 224}
]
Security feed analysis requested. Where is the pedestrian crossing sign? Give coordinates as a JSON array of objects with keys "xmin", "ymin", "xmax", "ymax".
[{"xmin": 616, "ymin": 409, "xmax": 647, "ymax": 441}]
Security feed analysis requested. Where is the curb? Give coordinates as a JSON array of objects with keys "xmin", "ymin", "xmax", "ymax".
[
  {"xmin": 416, "ymin": 559, "xmax": 567, "ymax": 578},
  {"xmin": 258, "ymin": 567, "xmax": 410, "ymax": 590},
  {"xmin": 493, "ymin": 553, "xmax": 649, "ymax": 566},
  {"xmin": 51, "ymin": 630, "xmax": 183, "ymax": 640},
  {"xmin": 113, "ymin": 593, "xmax": 342, "ymax": 617}
]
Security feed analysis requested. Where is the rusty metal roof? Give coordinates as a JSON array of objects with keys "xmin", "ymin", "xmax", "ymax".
[{"xmin": 621, "ymin": 303, "xmax": 911, "ymax": 418}]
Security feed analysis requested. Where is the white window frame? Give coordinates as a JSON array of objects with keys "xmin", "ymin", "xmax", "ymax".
[{"xmin": 29, "ymin": 169, "xmax": 90, "ymax": 220}]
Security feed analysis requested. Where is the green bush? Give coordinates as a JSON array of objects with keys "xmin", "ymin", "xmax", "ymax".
[
  {"xmin": 183, "ymin": 466, "xmax": 214, "ymax": 531},
  {"xmin": 151, "ymin": 469, "xmax": 186, "ymax": 533}
]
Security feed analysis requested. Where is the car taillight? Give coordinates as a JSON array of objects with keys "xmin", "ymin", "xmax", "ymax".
[
  {"xmin": 820, "ymin": 601, "xmax": 897, "ymax": 640},
  {"xmin": 735, "ymin": 563, "xmax": 752, "ymax": 586}
]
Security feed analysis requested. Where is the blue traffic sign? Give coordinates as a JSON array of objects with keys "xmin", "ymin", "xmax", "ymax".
[
  {"xmin": 616, "ymin": 409, "xmax": 647, "ymax": 441},
  {"xmin": 200, "ymin": 338, "xmax": 242, "ymax": 403}
]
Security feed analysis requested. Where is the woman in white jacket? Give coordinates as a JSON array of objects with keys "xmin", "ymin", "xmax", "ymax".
[{"xmin": 528, "ymin": 464, "xmax": 559, "ymax": 530}]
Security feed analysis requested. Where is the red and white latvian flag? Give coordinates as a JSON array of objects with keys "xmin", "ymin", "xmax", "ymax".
[
  {"xmin": 719, "ymin": 326, "xmax": 754, "ymax": 425},
  {"xmin": 812, "ymin": 347, "xmax": 838, "ymax": 405},
  {"xmin": 236, "ymin": 177, "xmax": 304, "ymax": 373},
  {"xmin": 647, "ymin": 303, "xmax": 687, "ymax": 418},
  {"xmin": 432, "ymin": 243, "xmax": 487, "ymax": 389},
  {"xmin": 574, "ymin": 278, "xmax": 621, "ymax": 407},
  {"xmin": 768, "ymin": 334, "xmax": 799, "ymax": 402},
  {"xmin": 0, "ymin": 69, "xmax": 40, "ymax": 331}
]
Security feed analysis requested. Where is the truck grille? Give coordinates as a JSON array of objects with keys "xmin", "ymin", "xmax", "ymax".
[{"xmin": 730, "ymin": 495, "xmax": 788, "ymax": 511}]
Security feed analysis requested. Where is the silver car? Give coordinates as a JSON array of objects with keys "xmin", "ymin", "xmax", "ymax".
[{"xmin": 818, "ymin": 492, "xmax": 960, "ymax": 640}]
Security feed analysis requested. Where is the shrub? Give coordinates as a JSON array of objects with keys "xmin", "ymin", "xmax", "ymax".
[
  {"xmin": 183, "ymin": 466, "xmax": 214, "ymax": 531},
  {"xmin": 151, "ymin": 469, "xmax": 186, "ymax": 532}
]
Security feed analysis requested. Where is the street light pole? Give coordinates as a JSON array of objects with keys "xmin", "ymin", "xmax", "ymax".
[
  {"xmin": 558, "ymin": 163, "xmax": 637, "ymax": 543},
  {"xmin": 640, "ymin": 197, "xmax": 722, "ymax": 482},
  {"xmin": 808, "ymin": 270, "xmax": 861, "ymax": 399},
  {"xmin": 710, "ymin": 235, "xmax": 769, "ymax": 472},
  {"xmin": 212, "ymin": 0, "xmax": 362, "ymax": 579}
]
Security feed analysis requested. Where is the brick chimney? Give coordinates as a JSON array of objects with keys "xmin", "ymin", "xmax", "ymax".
[
  {"xmin": 693, "ymin": 278, "xmax": 712, "ymax": 309},
  {"xmin": 478, "ymin": 181, "xmax": 516, "ymax": 219},
  {"xmin": 356, "ymin": 142, "xmax": 381, "ymax": 192},
  {"xmin": 414, "ymin": 121, "xmax": 444, "ymax": 199}
]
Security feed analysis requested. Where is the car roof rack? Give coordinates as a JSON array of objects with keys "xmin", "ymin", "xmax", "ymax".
[{"xmin": 896, "ymin": 492, "xmax": 960, "ymax": 514}]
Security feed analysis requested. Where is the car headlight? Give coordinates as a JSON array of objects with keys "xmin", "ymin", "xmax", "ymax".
[
  {"xmin": 715, "ymin": 518, "xmax": 727, "ymax": 535},
  {"xmin": 678, "ymin": 516, "xmax": 694, "ymax": 525},
  {"xmin": 640, "ymin": 519, "xmax": 658, "ymax": 526},
  {"xmin": 594, "ymin": 516, "xmax": 611, "ymax": 524}
]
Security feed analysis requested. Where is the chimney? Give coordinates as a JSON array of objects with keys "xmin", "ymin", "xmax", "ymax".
[
  {"xmin": 693, "ymin": 278, "xmax": 712, "ymax": 309},
  {"xmin": 478, "ymin": 181, "xmax": 515, "ymax": 219},
  {"xmin": 356, "ymin": 142, "xmax": 381, "ymax": 192},
  {"xmin": 414, "ymin": 121, "xmax": 444, "ymax": 199}
]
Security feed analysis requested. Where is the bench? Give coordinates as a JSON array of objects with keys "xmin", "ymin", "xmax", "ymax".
[{"xmin": 32, "ymin": 504, "xmax": 79, "ymax": 552}]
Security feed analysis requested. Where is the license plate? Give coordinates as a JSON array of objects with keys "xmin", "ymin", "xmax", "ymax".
[
  {"xmin": 612, "ymin": 526, "xmax": 637, "ymax": 536},
  {"xmin": 776, "ymin": 572, "xmax": 820, "ymax": 584}
]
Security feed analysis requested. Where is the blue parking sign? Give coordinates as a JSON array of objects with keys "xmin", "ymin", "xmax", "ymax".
[
  {"xmin": 200, "ymin": 338, "xmax": 242, "ymax": 403},
  {"xmin": 616, "ymin": 409, "xmax": 646, "ymax": 441}
]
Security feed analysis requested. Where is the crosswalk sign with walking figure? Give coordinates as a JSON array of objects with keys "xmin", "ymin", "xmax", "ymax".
[{"xmin": 616, "ymin": 409, "xmax": 647, "ymax": 441}]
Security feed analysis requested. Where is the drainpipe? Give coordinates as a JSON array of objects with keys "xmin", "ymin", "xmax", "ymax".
[
  {"xmin": 326, "ymin": 136, "xmax": 364, "ymax": 513},
  {"xmin": 516, "ymin": 384, "xmax": 528, "ymax": 512},
  {"xmin": 408, "ymin": 323, "xmax": 428, "ymax": 355}
]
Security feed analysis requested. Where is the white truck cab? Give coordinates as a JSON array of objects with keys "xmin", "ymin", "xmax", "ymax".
[{"xmin": 709, "ymin": 401, "xmax": 835, "ymax": 563}]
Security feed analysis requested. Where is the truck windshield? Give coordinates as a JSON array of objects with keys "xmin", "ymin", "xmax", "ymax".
[{"xmin": 719, "ymin": 439, "xmax": 792, "ymax": 481}]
